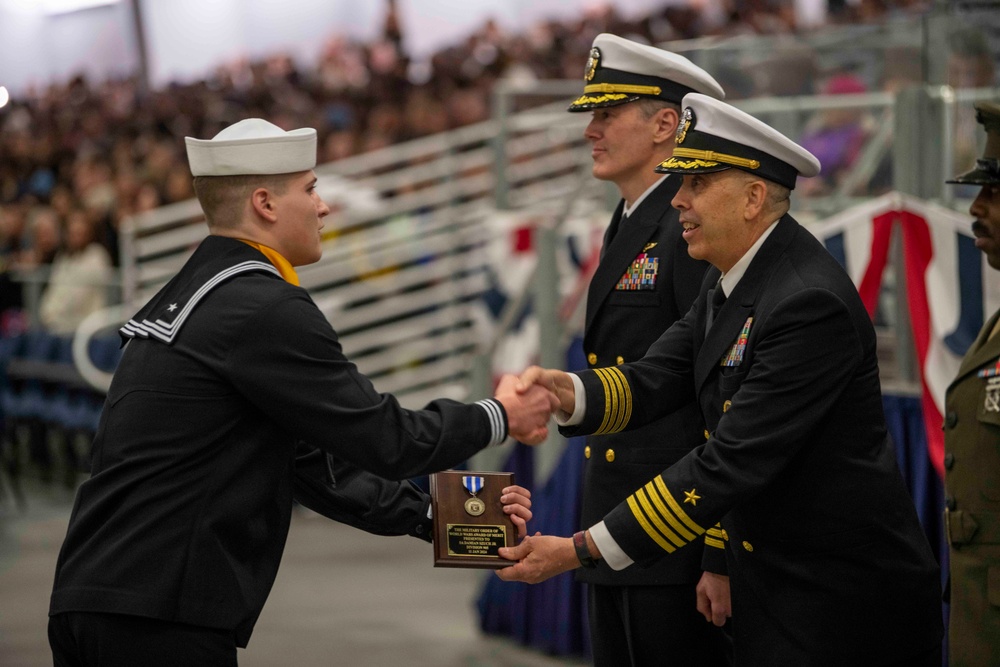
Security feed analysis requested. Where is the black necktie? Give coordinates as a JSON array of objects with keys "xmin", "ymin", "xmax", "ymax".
[{"xmin": 705, "ymin": 284, "xmax": 726, "ymax": 336}]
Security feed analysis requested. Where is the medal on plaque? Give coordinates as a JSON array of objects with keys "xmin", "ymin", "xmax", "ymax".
[
  {"xmin": 463, "ymin": 475, "xmax": 486, "ymax": 516},
  {"xmin": 429, "ymin": 470, "xmax": 516, "ymax": 569}
]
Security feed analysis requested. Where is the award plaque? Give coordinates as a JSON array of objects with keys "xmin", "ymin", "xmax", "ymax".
[{"xmin": 429, "ymin": 470, "xmax": 515, "ymax": 569}]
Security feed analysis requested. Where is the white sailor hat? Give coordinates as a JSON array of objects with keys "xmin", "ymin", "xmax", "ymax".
[
  {"xmin": 185, "ymin": 118, "xmax": 317, "ymax": 177},
  {"xmin": 655, "ymin": 93, "xmax": 821, "ymax": 190},
  {"xmin": 947, "ymin": 101, "xmax": 1000, "ymax": 186},
  {"xmin": 568, "ymin": 33, "xmax": 724, "ymax": 112}
]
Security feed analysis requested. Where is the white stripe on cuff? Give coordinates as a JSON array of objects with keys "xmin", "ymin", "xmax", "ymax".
[{"xmin": 475, "ymin": 399, "xmax": 506, "ymax": 446}]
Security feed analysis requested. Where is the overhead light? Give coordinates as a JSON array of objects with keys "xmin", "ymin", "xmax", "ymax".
[
  {"xmin": 41, "ymin": 0, "xmax": 119, "ymax": 15},
  {"xmin": 0, "ymin": 86, "xmax": 9, "ymax": 109}
]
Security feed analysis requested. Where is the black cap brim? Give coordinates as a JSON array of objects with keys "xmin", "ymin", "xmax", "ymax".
[{"xmin": 946, "ymin": 158, "xmax": 1000, "ymax": 186}]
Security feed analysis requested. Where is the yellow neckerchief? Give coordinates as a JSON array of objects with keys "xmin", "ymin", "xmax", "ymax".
[{"xmin": 237, "ymin": 239, "xmax": 300, "ymax": 286}]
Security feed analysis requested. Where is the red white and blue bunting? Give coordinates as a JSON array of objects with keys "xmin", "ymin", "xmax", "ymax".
[{"xmin": 810, "ymin": 191, "xmax": 999, "ymax": 478}]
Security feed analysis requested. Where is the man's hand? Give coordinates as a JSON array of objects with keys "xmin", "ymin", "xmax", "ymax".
[
  {"xmin": 495, "ymin": 533, "xmax": 579, "ymax": 584},
  {"xmin": 696, "ymin": 571, "xmax": 731, "ymax": 627},
  {"xmin": 500, "ymin": 485, "xmax": 532, "ymax": 539},
  {"xmin": 495, "ymin": 374, "xmax": 559, "ymax": 445},
  {"xmin": 516, "ymin": 366, "xmax": 576, "ymax": 415}
]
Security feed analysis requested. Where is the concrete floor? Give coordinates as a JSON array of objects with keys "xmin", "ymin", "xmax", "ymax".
[{"xmin": 0, "ymin": 479, "xmax": 589, "ymax": 667}]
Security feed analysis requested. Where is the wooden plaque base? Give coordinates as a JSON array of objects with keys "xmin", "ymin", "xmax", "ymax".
[{"xmin": 430, "ymin": 470, "xmax": 515, "ymax": 569}]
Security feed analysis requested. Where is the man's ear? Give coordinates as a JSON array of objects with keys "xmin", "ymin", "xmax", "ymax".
[
  {"xmin": 251, "ymin": 187, "xmax": 277, "ymax": 222},
  {"xmin": 743, "ymin": 179, "xmax": 767, "ymax": 220},
  {"xmin": 653, "ymin": 107, "xmax": 680, "ymax": 146}
]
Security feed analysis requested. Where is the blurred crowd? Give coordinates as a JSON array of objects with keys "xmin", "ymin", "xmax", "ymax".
[{"xmin": 0, "ymin": 0, "xmax": 977, "ymax": 339}]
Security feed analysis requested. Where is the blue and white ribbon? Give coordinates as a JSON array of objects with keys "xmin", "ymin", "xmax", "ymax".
[{"xmin": 462, "ymin": 475, "xmax": 484, "ymax": 496}]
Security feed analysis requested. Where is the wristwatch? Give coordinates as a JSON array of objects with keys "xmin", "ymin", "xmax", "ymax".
[{"xmin": 573, "ymin": 531, "xmax": 597, "ymax": 568}]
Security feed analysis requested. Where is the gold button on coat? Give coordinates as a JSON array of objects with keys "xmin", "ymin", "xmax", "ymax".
[
  {"xmin": 723, "ymin": 400, "xmax": 732, "ymax": 412},
  {"xmin": 704, "ymin": 429, "xmax": 710, "ymax": 440},
  {"xmin": 742, "ymin": 541, "xmax": 754, "ymax": 552},
  {"xmin": 605, "ymin": 449, "xmax": 615, "ymax": 462},
  {"xmin": 616, "ymin": 356, "xmax": 624, "ymax": 365},
  {"xmin": 587, "ymin": 353, "xmax": 597, "ymax": 365},
  {"xmin": 584, "ymin": 445, "xmax": 591, "ymax": 459}
]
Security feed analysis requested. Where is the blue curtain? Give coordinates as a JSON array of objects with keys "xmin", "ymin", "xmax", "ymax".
[
  {"xmin": 476, "ymin": 437, "xmax": 591, "ymax": 656},
  {"xmin": 881, "ymin": 393, "xmax": 948, "ymax": 664},
  {"xmin": 882, "ymin": 394, "xmax": 946, "ymax": 563}
]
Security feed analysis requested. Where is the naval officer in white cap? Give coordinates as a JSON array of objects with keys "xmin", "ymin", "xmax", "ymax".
[
  {"xmin": 47, "ymin": 118, "xmax": 554, "ymax": 665},
  {"xmin": 501, "ymin": 95, "xmax": 944, "ymax": 667},
  {"xmin": 565, "ymin": 34, "xmax": 731, "ymax": 667}
]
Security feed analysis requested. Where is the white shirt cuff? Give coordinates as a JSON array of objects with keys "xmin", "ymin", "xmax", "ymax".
[
  {"xmin": 554, "ymin": 373, "xmax": 587, "ymax": 426},
  {"xmin": 589, "ymin": 521, "xmax": 633, "ymax": 571}
]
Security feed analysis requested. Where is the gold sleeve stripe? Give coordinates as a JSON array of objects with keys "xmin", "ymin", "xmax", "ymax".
[
  {"xmin": 705, "ymin": 537, "xmax": 726, "ymax": 549},
  {"xmin": 644, "ymin": 481, "xmax": 697, "ymax": 542},
  {"xmin": 583, "ymin": 83, "xmax": 662, "ymax": 96},
  {"xmin": 607, "ymin": 367, "xmax": 632, "ymax": 432},
  {"xmin": 627, "ymin": 496, "xmax": 677, "ymax": 554},
  {"xmin": 672, "ymin": 147, "xmax": 761, "ymax": 170},
  {"xmin": 655, "ymin": 477, "xmax": 704, "ymax": 534},
  {"xmin": 636, "ymin": 489, "xmax": 686, "ymax": 548},
  {"xmin": 597, "ymin": 368, "xmax": 621, "ymax": 433},
  {"xmin": 706, "ymin": 527, "xmax": 726, "ymax": 538},
  {"xmin": 593, "ymin": 367, "xmax": 631, "ymax": 435},
  {"xmin": 593, "ymin": 368, "xmax": 615, "ymax": 435}
]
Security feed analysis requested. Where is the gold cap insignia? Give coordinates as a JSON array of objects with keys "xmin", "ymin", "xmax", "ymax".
[
  {"xmin": 585, "ymin": 47, "xmax": 600, "ymax": 82},
  {"xmin": 676, "ymin": 107, "xmax": 694, "ymax": 145}
]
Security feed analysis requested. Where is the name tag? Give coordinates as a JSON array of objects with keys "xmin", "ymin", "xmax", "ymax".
[{"xmin": 985, "ymin": 376, "xmax": 1000, "ymax": 413}]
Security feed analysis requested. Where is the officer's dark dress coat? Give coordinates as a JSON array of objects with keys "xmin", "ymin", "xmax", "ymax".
[
  {"xmin": 944, "ymin": 306, "xmax": 1000, "ymax": 667},
  {"xmin": 579, "ymin": 175, "xmax": 713, "ymax": 586},
  {"xmin": 50, "ymin": 237, "xmax": 499, "ymax": 647},
  {"xmin": 562, "ymin": 215, "xmax": 943, "ymax": 665}
]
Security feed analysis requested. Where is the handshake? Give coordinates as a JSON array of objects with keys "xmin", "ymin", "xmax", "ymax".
[{"xmin": 492, "ymin": 366, "xmax": 577, "ymax": 445}]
